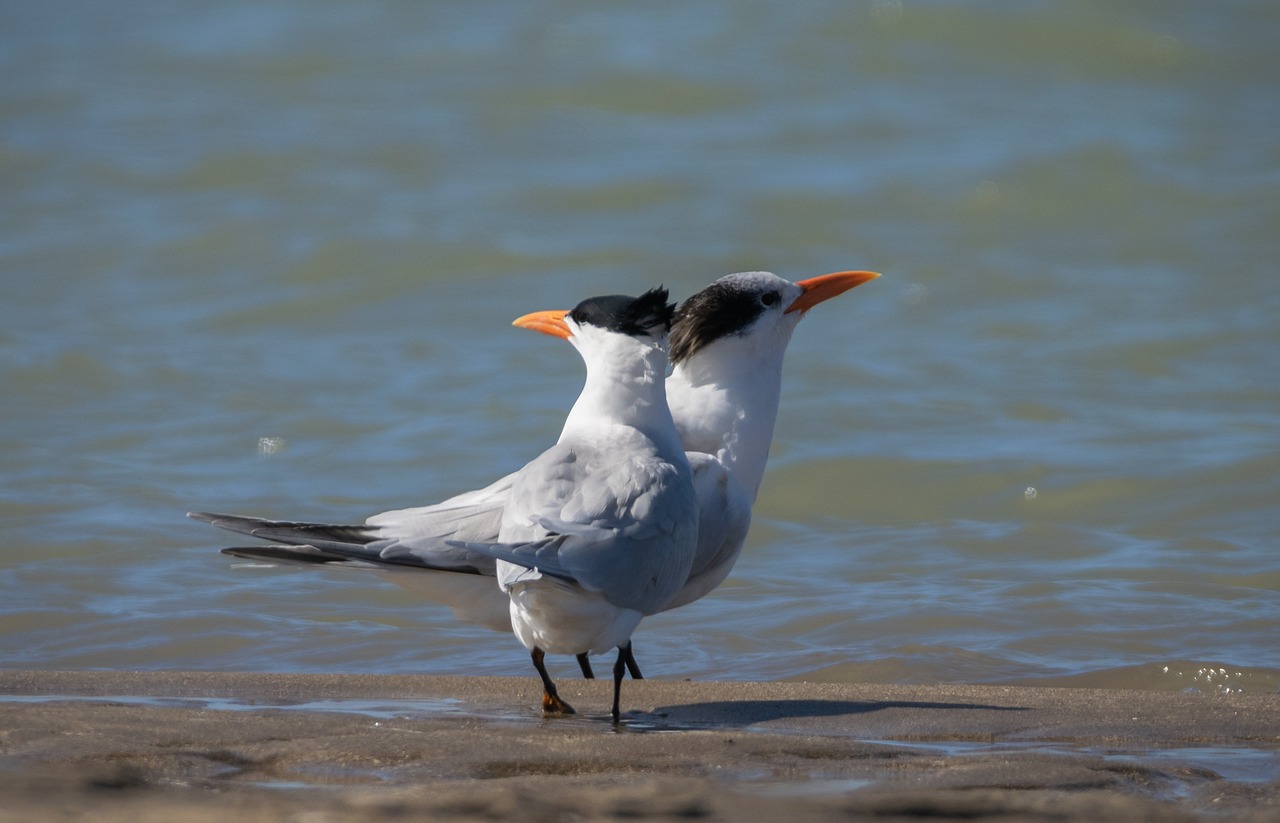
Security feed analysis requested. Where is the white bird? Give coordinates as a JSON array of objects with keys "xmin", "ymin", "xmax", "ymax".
[
  {"xmin": 661, "ymin": 269, "xmax": 879, "ymax": 611},
  {"xmin": 190, "ymin": 270, "xmax": 879, "ymax": 681},
  {"xmin": 449, "ymin": 288, "xmax": 696, "ymax": 719}
]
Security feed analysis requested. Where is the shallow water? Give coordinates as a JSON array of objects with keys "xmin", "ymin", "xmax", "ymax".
[
  {"xmin": 3, "ymin": 1, "xmax": 1278, "ymax": 691},
  {"xmin": 4, "ymin": 694, "xmax": 1278, "ymax": 790}
]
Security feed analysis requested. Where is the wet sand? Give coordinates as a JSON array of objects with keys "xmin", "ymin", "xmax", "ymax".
[{"xmin": 1, "ymin": 670, "xmax": 1277, "ymax": 821}]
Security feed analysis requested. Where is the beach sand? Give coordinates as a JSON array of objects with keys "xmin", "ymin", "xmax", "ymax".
[{"xmin": 1, "ymin": 670, "xmax": 1277, "ymax": 821}]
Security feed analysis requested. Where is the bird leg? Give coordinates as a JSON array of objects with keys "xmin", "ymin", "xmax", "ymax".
[
  {"xmin": 532, "ymin": 647, "xmax": 574, "ymax": 715},
  {"xmin": 622, "ymin": 642, "xmax": 644, "ymax": 680},
  {"xmin": 580, "ymin": 649, "xmax": 640, "ymax": 680},
  {"xmin": 610, "ymin": 642, "xmax": 632, "ymax": 723}
]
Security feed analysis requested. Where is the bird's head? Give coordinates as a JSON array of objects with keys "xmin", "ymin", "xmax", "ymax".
[
  {"xmin": 669, "ymin": 270, "xmax": 879, "ymax": 366},
  {"xmin": 513, "ymin": 286, "xmax": 674, "ymax": 340}
]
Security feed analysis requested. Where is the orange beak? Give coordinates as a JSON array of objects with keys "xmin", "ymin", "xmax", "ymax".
[
  {"xmin": 512, "ymin": 309, "xmax": 572, "ymax": 339},
  {"xmin": 786, "ymin": 270, "xmax": 881, "ymax": 315}
]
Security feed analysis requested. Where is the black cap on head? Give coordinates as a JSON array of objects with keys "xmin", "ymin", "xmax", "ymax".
[
  {"xmin": 568, "ymin": 287, "xmax": 675, "ymax": 338},
  {"xmin": 669, "ymin": 278, "xmax": 783, "ymax": 364}
]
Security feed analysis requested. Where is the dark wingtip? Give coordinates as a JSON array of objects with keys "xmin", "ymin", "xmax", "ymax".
[{"xmin": 220, "ymin": 545, "xmax": 349, "ymax": 565}]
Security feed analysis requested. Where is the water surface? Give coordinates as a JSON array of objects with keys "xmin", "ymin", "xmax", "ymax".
[{"xmin": 3, "ymin": 1, "xmax": 1278, "ymax": 692}]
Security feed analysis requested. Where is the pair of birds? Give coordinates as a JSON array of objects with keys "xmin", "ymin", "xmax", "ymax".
[{"xmin": 191, "ymin": 269, "xmax": 879, "ymax": 721}]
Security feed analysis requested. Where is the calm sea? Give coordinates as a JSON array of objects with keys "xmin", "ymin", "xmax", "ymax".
[{"xmin": 3, "ymin": 1, "xmax": 1278, "ymax": 694}]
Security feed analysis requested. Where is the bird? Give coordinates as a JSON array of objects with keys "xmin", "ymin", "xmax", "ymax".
[
  {"xmin": 661, "ymin": 269, "xmax": 879, "ymax": 611},
  {"xmin": 446, "ymin": 287, "xmax": 697, "ymax": 719},
  {"xmin": 190, "ymin": 269, "xmax": 879, "ymax": 680}
]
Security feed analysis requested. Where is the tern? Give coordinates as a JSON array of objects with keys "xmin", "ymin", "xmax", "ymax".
[
  {"xmin": 190, "ymin": 270, "xmax": 879, "ymax": 682},
  {"xmin": 450, "ymin": 288, "xmax": 696, "ymax": 719}
]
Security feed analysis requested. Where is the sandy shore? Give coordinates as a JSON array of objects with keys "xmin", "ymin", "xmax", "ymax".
[{"xmin": 1, "ymin": 670, "xmax": 1277, "ymax": 821}]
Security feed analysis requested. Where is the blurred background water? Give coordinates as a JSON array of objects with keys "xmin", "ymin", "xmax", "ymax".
[{"xmin": 3, "ymin": 1, "xmax": 1278, "ymax": 694}]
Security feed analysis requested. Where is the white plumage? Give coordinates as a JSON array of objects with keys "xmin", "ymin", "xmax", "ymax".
[
  {"xmin": 441, "ymin": 290, "xmax": 697, "ymax": 718},
  {"xmin": 190, "ymin": 269, "xmax": 879, "ymax": 701}
]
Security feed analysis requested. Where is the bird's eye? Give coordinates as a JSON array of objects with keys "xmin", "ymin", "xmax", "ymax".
[{"xmin": 761, "ymin": 291, "xmax": 780, "ymax": 307}]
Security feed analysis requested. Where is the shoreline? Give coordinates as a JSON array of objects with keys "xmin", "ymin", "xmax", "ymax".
[{"xmin": 2, "ymin": 670, "xmax": 1277, "ymax": 821}]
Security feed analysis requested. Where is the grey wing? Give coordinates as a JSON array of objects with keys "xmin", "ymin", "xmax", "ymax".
[
  {"xmin": 193, "ymin": 475, "xmax": 520, "ymax": 632},
  {"xmin": 448, "ymin": 534, "xmax": 579, "ymax": 583},
  {"xmin": 441, "ymin": 446, "xmax": 583, "ymax": 582},
  {"xmin": 560, "ymin": 472, "xmax": 697, "ymax": 614},
  {"xmin": 468, "ymin": 444, "xmax": 698, "ymax": 614},
  {"xmin": 363, "ymin": 471, "xmax": 515, "ymax": 571},
  {"xmin": 218, "ymin": 543, "xmax": 379, "ymax": 567},
  {"xmin": 188, "ymin": 511, "xmax": 379, "ymax": 553},
  {"xmin": 659, "ymin": 452, "xmax": 752, "ymax": 611},
  {"xmin": 189, "ymin": 471, "xmax": 514, "ymax": 575}
]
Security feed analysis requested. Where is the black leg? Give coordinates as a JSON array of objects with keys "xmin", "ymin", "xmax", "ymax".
[
  {"xmin": 611, "ymin": 644, "xmax": 628, "ymax": 723},
  {"xmin": 576, "ymin": 652, "xmax": 595, "ymax": 679},
  {"xmin": 532, "ymin": 646, "xmax": 574, "ymax": 715},
  {"xmin": 622, "ymin": 642, "xmax": 644, "ymax": 680}
]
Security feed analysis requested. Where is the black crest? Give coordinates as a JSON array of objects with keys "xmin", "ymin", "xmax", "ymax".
[
  {"xmin": 669, "ymin": 279, "xmax": 780, "ymax": 364},
  {"xmin": 568, "ymin": 287, "xmax": 675, "ymax": 337}
]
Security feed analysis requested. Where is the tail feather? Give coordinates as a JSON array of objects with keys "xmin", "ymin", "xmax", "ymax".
[
  {"xmin": 188, "ymin": 511, "xmax": 377, "ymax": 553},
  {"xmin": 191, "ymin": 509, "xmax": 495, "ymax": 575},
  {"xmin": 221, "ymin": 545, "xmax": 365, "ymax": 565}
]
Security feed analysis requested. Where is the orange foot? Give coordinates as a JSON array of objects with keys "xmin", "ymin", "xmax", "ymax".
[{"xmin": 542, "ymin": 691, "xmax": 575, "ymax": 715}]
